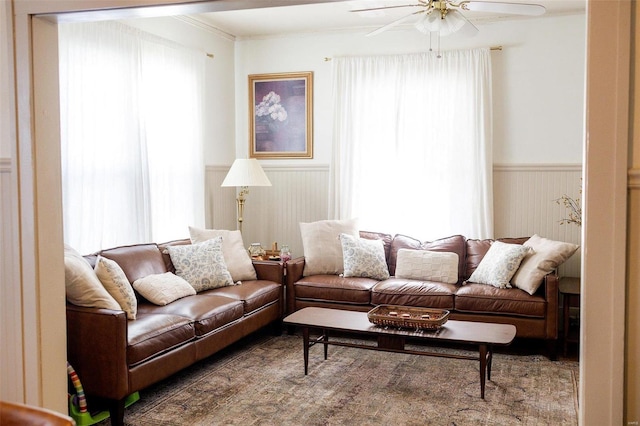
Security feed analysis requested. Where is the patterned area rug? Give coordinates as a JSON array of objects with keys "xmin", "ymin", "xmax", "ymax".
[{"xmin": 96, "ymin": 332, "xmax": 578, "ymax": 425}]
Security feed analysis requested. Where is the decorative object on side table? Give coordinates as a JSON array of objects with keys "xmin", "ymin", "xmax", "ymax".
[
  {"xmin": 221, "ymin": 158, "xmax": 272, "ymax": 233},
  {"xmin": 368, "ymin": 305, "xmax": 450, "ymax": 330},
  {"xmin": 555, "ymin": 179, "xmax": 582, "ymax": 226},
  {"xmin": 248, "ymin": 243, "xmax": 266, "ymax": 259},
  {"xmin": 279, "ymin": 244, "xmax": 291, "ymax": 262}
]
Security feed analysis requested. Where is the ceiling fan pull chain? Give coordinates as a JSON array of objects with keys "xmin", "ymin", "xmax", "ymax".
[{"xmin": 437, "ymin": 31, "xmax": 442, "ymax": 59}]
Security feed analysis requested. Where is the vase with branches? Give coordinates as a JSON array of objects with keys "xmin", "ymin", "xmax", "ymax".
[{"xmin": 556, "ymin": 181, "xmax": 582, "ymax": 227}]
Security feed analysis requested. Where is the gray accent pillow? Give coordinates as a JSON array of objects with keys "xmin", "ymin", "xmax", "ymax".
[
  {"xmin": 339, "ymin": 233, "xmax": 390, "ymax": 280},
  {"xmin": 95, "ymin": 255, "xmax": 137, "ymax": 319},
  {"xmin": 167, "ymin": 237, "xmax": 234, "ymax": 292},
  {"xmin": 189, "ymin": 226, "xmax": 256, "ymax": 282},
  {"xmin": 467, "ymin": 241, "xmax": 530, "ymax": 289}
]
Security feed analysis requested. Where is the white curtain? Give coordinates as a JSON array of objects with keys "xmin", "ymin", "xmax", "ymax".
[
  {"xmin": 330, "ymin": 49, "xmax": 493, "ymax": 240},
  {"xmin": 59, "ymin": 21, "xmax": 205, "ymax": 253}
]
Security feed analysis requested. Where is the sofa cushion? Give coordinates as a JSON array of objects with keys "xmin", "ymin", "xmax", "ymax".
[
  {"xmin": 137, "ymin": 294, "xmax": 244, "ymax": 337},
  {"xmin": 126, "ymin": 312, "xmax": 195, "ymax": 366},
  {"xmin": 511, "ymin": 234, "xmax": 579, "ymax": 295},
  {"xmin": 167, "ymin": 237, "xmax": 234, "ymax": 292},
  {"xmin": 299, "ymin": 218, "xmax": 359, "ymax": 276},
  {"xmin": 294, "ymin": 275, "xmax": 376, "ymax": 305},
  {"xmin": 394, "ymin": 249, "xmax": 458, "ymax": 284},
  {"xmin": 188, "ymin": 226, "xmax": 257, "ymax": 282},
  {"xmin": 371, "ymin": 278, "xmax": 457, "ymax": 309},
  {"xmin": 207, "ymin": 281, "xmax": 282, "ymax": 314},
  {"xmin": 467, "ymin": 241, "xmax": 530, "ymax": 289},
  {"xmin": 339, "ymin": 233, "xmax": 390, "ymax": 280},
  {"xmin": 389, "ymin": 234, "xmax": 466, "ymax": 281},
  {"xmin": 455, "ymin": 283, "xmax": 546, "ymax": 318},
  {"xmin": 94, "ymin": 256, "xmax": 138, "ymax": 320},
  {"xmin": 98, "ymin": 243, "xmax": 168, "ymax": 284},
  {"xmin": 132, "ymin": 272, "xmax": 196, "ymax": 306}
]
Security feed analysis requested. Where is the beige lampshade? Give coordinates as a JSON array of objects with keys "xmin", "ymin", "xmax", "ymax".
[{"xmin": 221, "ymin": 159, "xmax": 272, "ymax": 187}]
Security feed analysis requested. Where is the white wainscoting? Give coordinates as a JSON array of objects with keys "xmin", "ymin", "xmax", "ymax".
[
  {"xmin": 206, "ymin": 163, "xmax": 583, "ymax": 277},
  {"xmin": 206, "ymin": 165, "xmax": 330, "ymax": 259},
  {"xmin": 0, "ymin": 157, "xmax": 25, "ymax": 402},
  {"xmin": 493, "ymin": 164, "xmax": 582, "ymax": 277}
]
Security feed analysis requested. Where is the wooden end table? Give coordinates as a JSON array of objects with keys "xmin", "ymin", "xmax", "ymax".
[
  {"xmin": 283, "ymin": 307, "xmax": 516, "ymax": 399},
  {"xmin": 559, "ymin": 276, "xmax": 580, "ymax": 356}
]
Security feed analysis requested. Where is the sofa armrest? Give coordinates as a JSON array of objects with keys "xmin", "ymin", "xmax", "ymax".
[
  {"xmin": 285, "ymin": 256, "xmax": 306, "ymax": 315},
  {"xmin": 252, "ymin": 260, "xmax": 285, "ymax": 284},
  {"xmin": 543, "ymin": 273, "xmax": 559, "ymax": 339},
  {"xmin": 66, "ymin": 304, "xmax": 130, "ymax": 400}
]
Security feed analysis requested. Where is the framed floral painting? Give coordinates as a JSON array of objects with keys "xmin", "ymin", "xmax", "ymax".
[{"xmin": 249, "ymin": 72, "xmax": 313, "ymax": 159}]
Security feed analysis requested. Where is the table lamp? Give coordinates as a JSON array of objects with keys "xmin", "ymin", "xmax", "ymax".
[{"xmin": 221, "ymin": 158, "xmax": 272, "ymax": 233}]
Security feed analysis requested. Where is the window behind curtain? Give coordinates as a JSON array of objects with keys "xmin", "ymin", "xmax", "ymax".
[
  {"xmin": 59, "ymin": 21, "xmax": 205, "ymax": 254},
  {"xmin": 330, "ymin": 49, "xmax": 493, "ymax": 240}
]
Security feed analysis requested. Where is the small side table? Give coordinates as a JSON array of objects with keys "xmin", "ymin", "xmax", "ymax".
[{"xmin": 559, "ymin": 276, "xmax": 580, "ymax": 357}]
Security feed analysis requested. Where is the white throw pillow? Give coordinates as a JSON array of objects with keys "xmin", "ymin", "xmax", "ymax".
[
  {"xmin": 189, "ymin": 226, "xmax": 257, "ymax": 281},
  {"xmin": 299, "ymin": 218, "xmax": 359, "ymax": 276},
  {"xmin": 512, "ymin": 234, "xmax": 579, "ymax": 295},
  {"xmin": 64, "ymin": 245, "xmax": 121, "ymax": 311},
  {"xmin": 133, "ymin": 272, "xmax": 196, "ymax": 305},
  {"xmin": 467, "ymin": 241, "xmax": 530, "ymax": 289},
  {"xmin": 339, "ymin": 233, "xmax": 390, "ymax": 280},
  {"xmin": 167, "ymin": 237, "xmax": 234, "ymax": 292},
  {"xmin": 395, "ymin": 249, "xmax": 459, "ymax": 284},
  {"xmin": 94, "ymin": 256, "xmax": 138, "ymax": 320}
]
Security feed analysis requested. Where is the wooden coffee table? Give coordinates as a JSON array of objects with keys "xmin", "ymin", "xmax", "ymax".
[{"xmin": 283, "ymin": 307, "xmax": 516, "ymax": 399}]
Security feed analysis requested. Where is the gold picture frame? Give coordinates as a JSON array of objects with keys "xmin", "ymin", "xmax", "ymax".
[{"xmin": 249, "ymin": 72, "xmax": 313, "ymax": 159}]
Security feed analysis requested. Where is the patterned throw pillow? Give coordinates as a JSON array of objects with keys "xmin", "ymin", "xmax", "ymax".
[
  {"xmin": 94, "ymin": 255, "xmax": 138, "ymax": 320},
  {"xmin": 467, "ymin": 241, "xmax": 530, "ymax": 289},
  {"xmin": 133, "ymin": 272, "xmax": 196, "ymax": 305},
  {"xmin": 339, "ymin": 233, "xmax": 390, "ymax": 280},
  {"xmin": 167, "ymin": 237, "xmax": 234, "ymax": 292},
  {"xmin": 188, "ymin": 226, "xmax": 257, "ymax": 281},
  {"xmin": 394, "ymin": 249, "xmax": 459, "ymax": 284}
]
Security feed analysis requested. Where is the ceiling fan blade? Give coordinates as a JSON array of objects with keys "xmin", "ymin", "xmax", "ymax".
[
  {"xmin": 454, "ymin": 10, "xmax": 479, "ymax": 37},
  {"xmin": 461, "ymin": 1, "xmax": 546, "ymax": 16},
  {"xmin": 366, "ymin": 10, "xmax": 425, "ymax": 36},
  {"xmin": 351, "ymin": 4, "xmax": 424, "ymax": 13}
]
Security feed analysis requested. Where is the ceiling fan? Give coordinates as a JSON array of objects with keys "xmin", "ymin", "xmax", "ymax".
[{"xmin": 352, "ymin": 0, "xmax": 546, "ymax": 37}]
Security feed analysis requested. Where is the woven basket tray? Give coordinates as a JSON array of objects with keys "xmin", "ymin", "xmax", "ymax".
[{"xmin": 368, "ymin": 305, "xmax": 450, "ymax": 330}]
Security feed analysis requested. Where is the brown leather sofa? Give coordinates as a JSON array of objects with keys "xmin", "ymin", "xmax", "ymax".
[
  {"xmin": 286, "ymin": 232, "xmax": 559, "ymax": 355},
  {"xmin": 66, "ymin": 239, "xmax": 284, "ymax": 426}
]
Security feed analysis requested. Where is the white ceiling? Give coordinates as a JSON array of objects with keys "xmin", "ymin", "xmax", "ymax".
[{"xmin": 193, "ymin": 0, "xmax": 586, "ymax": 38}]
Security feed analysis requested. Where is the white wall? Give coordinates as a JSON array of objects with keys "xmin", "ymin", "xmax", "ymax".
[
  {"xmin": 223, "ymin": 13, "xmax": 586, "ymax": 258},
  {"xmin": 234, "ymin": 13, "xmax": 586, "ymax": 166}
]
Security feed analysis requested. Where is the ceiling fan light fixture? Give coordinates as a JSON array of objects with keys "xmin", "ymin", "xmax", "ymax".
[{"xmin": 414, "ymin": 9, "xmax": 466, "ymax": 36}]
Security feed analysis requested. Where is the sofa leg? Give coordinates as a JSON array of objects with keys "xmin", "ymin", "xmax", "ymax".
[
  {"xmin": 271, "ymin": 319, "xmax": 283, "ymax": 336},
  {"xmin": 109, "ymin": 398, "xmax": 126, "ymax": 426},
  {"xmin": 547, "ymin": 339, "xmax": 558, "ymax": 361}
]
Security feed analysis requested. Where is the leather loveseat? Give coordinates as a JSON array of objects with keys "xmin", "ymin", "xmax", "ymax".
[
  {"xmin": 286, "ymin": 231, "xmax": 571, "ymax": 357},
  {"xmin": 66, "ymin": 238, "xmax": 284, "ymax": 426}
]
